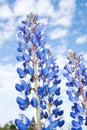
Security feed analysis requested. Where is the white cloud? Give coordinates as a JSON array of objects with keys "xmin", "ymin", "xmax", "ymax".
[
  {"xmin": 0, "ymin": 63, "xmax": 19, "ymax": 126},
  {"xmin": 12, "ymin": 0, "xmax": 55, "ymax": 17},
  {"xmin": 80, "ymin": 52, "xmax": 87, "ymax": 65},
  {"xmin": 49, "ymin": 28, "xmax": 68, "ymax": 40},
  {"xmin": 50, "ymin": 0, "xmax": 76, "ymax": 27},
  {"xmin": 0, "ymin": 64, "xmax": 18, "ymax": 91},
  {"xmin": 0, "ymin": 0, "xmax": 76, "ymax": 45},
  {"xmin": 0, "ymin": 4, "xmax": 13, "ymax": 20},
  {"xmin": 76, "ymin": 35, "xmax": 87, "ymax": 44},
  {"xmin": 0, "ymin": 18, "xmax": 16, "ymax": 45}
]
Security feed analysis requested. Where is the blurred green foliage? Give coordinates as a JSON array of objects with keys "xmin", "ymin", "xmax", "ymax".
[{"xmin": 0, "ymin": 120, "xmax": 35, "ymax": 130}]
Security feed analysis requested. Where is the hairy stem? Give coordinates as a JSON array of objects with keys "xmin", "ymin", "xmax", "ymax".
[
  {"xmin": 32, "ymin": 44, "xmax": 41, "ymax": 130},
  {"xmin": 75, "ymin": 62, "xmax": 87, "ymax": 114}
]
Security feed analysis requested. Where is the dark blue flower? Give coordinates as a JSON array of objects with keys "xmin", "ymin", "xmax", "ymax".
[
  {"xmin": 16, "ymin": 96, "xmax": 29, "ymax": 107},
  {"xmin": 15, "ymin": 83, "xmax": 24, "ymax": 92},
  {"xmin": 15, "ymin": 114, "xmax": 31, "ymax": 130},
  {"xmin": 27, "ymin": 66, "xmax": 34, "ymax": 75},
  {"xmin": 31, "ymin": 97, "xmax": 38, "ymax": 108},
  {"xmin": 17, "ymin": 68, "xmax": 25, "ymax": 78}
]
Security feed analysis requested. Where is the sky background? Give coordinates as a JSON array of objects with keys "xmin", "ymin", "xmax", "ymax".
[{"xmin": 0, "ymin": 0, "xmax": 87, "ymax": 129}]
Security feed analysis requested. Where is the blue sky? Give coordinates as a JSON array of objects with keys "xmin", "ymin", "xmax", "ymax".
[{"xmin": 0, "ymin": 0, "xmax": 87, "ymax": 129}]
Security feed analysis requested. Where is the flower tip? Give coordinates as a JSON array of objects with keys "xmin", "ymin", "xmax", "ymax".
[{"xmin": 68, "ymin": 49, "xmax": 74, "ymax": 56}]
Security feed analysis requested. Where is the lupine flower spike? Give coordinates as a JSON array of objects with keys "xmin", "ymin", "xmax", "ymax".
[
  {"xmin": 15, "ymin": 13, "xmax": 65, "ymax": 130},
  {"xmin": 63, "ymin": 49, "xmax": 87, "ymax": 130}
]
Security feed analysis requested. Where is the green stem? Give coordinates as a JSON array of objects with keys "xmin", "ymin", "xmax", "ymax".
[
  {"xmin": 32, "ymin": 44, "xmax": 41, "ymax": 130},
  {"xmin": 48, "ymin": 95, "xmax": 51, "ymax": 130},
  {"xmin": 48, "ymin": 95, "xmax": 51, "ymax": 115}
]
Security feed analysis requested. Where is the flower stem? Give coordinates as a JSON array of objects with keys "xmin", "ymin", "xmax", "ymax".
[
  {"xmin": 32, "ymin": 44, "xmax": 41, "ymax": 130},
  {"xmin": 75, "ymin": 62, "xmax": 87, "ymax": 114},
  {"xmin": 48, "ymin": 95, "xmax": 51, "ymax": 115}
]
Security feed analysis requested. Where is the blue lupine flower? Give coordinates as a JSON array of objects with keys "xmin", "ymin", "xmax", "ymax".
[
  {"xmin": 48, "ymin": 85, "xmax": 57, "ymax": 94},
  {"xmin": 17, "ymin": 96, "xmax": 29, "ymax": 107},
  {"xmin": 40, "ymin": 100, "xmax": 46, "ymax": 109},
  {"xmin": 16, "ymin": 55, "xmax": 23, "ymax": 61},
  {"xmin": 17, "ymin": 68, "xmax": 25, "ymax": 78},
  {"xmin": 64, "ymin": 50, "xmax": 87, "ymax": 129},
  {"xmin": 58, "ymin": 119, "xmax": 65, "ymax": 127},
  {"xmin": 27, "ymin": 65, "xmax": 34, "ymax": 75},
  {"xmin": 15, "ymin": 13, "xmax": 64, "ymax": 130},
  {"xmin": 22, "ymin": 52, "xmax": 30, "ymax": 61},
  {"xmin": 15, "ymin": 114, "xmax": 31, "ymax": 130},
  {"xmin": 15, "ymin": 83, "xmax": 24, "ymax": 92},
  {"xmin": 21, "ymin": 80, "xmax": 31, "ymax": 90},
  {"xmin": 31, "ymin": 97, "xmax": 38, "ymax": 108},
  {"xmin": 18, "ymin": 32, "xmax": 24, "ymax": 39}
]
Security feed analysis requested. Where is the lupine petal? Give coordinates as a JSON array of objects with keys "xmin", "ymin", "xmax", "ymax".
[
  {"xmin": 15, "ymin": 83, "xmax": 24, "ymax": 92},
  {"xmin": 40, "ymin": 111, "xmax": 44, "ymax": 119},
  {"xmin": 19, "ymin": 105, "xmax": 27, "ymax": 110},
  {"xmin": 74, "ymin": 79, "xmax": 80, "ymax": 88},
  {"xmin": 22, "ymin": 19, "xmax": 31, "ymax": 27},
  {"xmin": 17, "ymin": 47, "xmax": 23, "ymax": 52},
  {"xmin": 49, "ymin": 96, "xmax": 53, "ymax": 103},
  {"xmin": 21, "ymin": 80, "xmax": 31, "ymax": 90},
  {"xmin": 71, "ymin": 127, "xmax": 82, "ymax": 130},
  {"xmin": 31, "ymin": 97, "xmax": 38, "ymax": 108},
  {"xmin": 25, "ymin": 19, "xmax": 31, "ymax": 26},
  {"xmin": 44, "ymin": 111, "xmax": 48, "ymax": 119},
  {"xmin": 16, "ymin": 56, "xmax": 23, "ymax": 61},
  {"xmin": 55, "ymin": 87, "xmax": 60, "ymax": 95},
  {"xmin": 27, "ymin": 66, "xmax": 34, "ymax": 75},
  {"xmin": 57, "ymin": 100, "xmax": 63, "ymax": 105},
  {"xmin": 85, "ymin": 92, "xmax": 87, "ymax": 97},
  {"xmin": 41, "ymin": 66, "xmax": 50, "ymax": 75},
  {"xmin": 72, "ymin": 120, "xmax": 81, "ymax": 128},
  {"xmin": 53, "ymin": 99, "xmax": 59, "ymax": 106},
  {"xmin": 58, "ymin": 110, "xmax": 64, "ymax": 116},
  {"xmin": 40, "ymin": 100, "xmax": 46, "ymax": 110},
  {"xmin": 38, "ymin": 87, "xmax": 44, "ymax": 95},
  {"xmin": 58, "ymin": 119, "xmax": 65, "ymax": 127},
  {"xmin": 15, "ymin": 119, "xmax": 28, "ymax": 130},
  {"xmin": 22, "ymin": 52, "xmax": 30, "ymax": 61},
  {"xmin": 77, "ymin": 104, "xmax": 85, "ymax": 113},
  {"xmin": 67, "ymin": 76, "xmax": 73, "ymax": 82},
  {"xmin": 51, "ymin": 120, "xmax": 58, "ymax": 128},
  {"xmin": 78, "ymin": 116, "xmax": 83, "ymax": 123},
  {"xmin": 70, "ymin": 112, "xmax": 77, "ymax": 119},
  {"xmin": 53, "ymin": 79, "xmax": 61, "ymax": 85},
  {"xmin": 53, "ymin": 108, "xmax": 58, "ymax": 117},
  {"xmin": 77, "ymin": 68, "xmax": 82, "ymax": 76},
  {"xmin": 69, "ymin": 94, "xmax": 78, "ymax": 102},
  {"xmin": 18, "ymin": 41, "xmax": 26, "ymax": 48},
  {"xmin": 34, "ymin": 27, "xmax": 40, "ymax": 36},
  {"xmin": 17, "ymin": 68, "xmax": 25, "ymax": 78},
  {"xmin": 24, "ymin": 26, "xmax": 30, "ymax": 35},
  {"xmin": 66, "ymin": 66, "xmax": 73, "ymax": 73},
  {"xmin": 39, "ymin": 37, "xmax": 46, "ymax": 45},
  {"xmin": 63, "ymin": 73, "xmax": 69, "ymax": 77},
  {"xmin": 18, "ymin": 26, "xmax": 25, "ymax": 31},
  {"xmin": 48, "ymin": 85, "xmax": 57, "ymax": 93},
  {"xmin": 15, "ymin": 114, "xmax": 31, "ymax": 129},
  {"xmin": 18, "ymin": 32, "xmax": 24, "ymax": 39},
  {"xmin": 31, "ymin": 34, "xmax": 37, "ymax": 44},
  {"xmin": 46, "ymin": 71, "xmax": 55, "ymax": 80},
  {"xmin": 17, "ymin": 96, "xmax": 29, "ymax": 106}
]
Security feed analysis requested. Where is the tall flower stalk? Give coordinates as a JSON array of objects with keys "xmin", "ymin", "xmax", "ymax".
[
  {"xmin": 63, "ymin": 49, "xmax": 87, "ymax": 130},
  {"xmin": 15, "ymin": 13, "xmax": 65, "ymax": 130}
]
